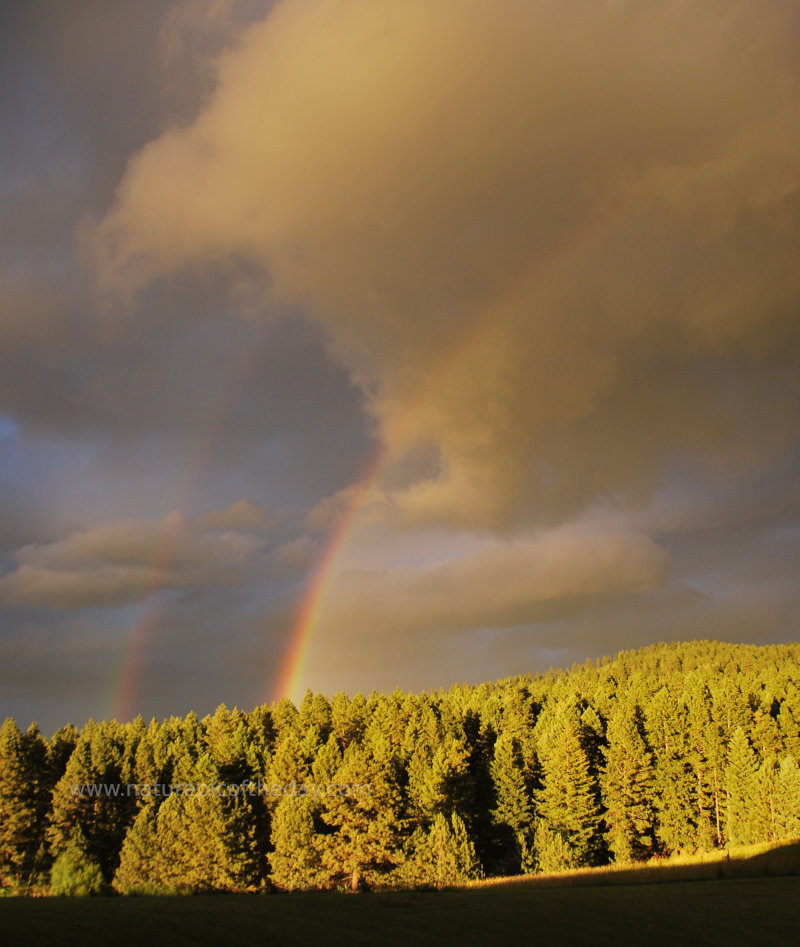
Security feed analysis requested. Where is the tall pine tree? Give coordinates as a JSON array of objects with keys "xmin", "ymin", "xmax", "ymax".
[
  {"xmin": 601, "ymin": 703, "xmax": 656, "ymax": 862},
  {"xmin": 775, "ymin": 755, "xmax": 800, "ymax": 840},
  {"xmin": 489, "ymin": 731, "xmax": 535, "ymax": 873},
  {"xmin": 0, "ymin": 719, "xmax": 50, "ymax": 892},
  {"xmin": 724, "ymin": 727, "xmax": 759, "ymax": 847},
  {"xmin": 535, "ymin": 704, "xmax": 601, "ymax": 872},
  {"xmin": 315, "ymin": 742, "xmax": 404, "ymax": 891},
  {"xmin": 269, "ymin": 795, "xmax": 323, "ymax": 890}
]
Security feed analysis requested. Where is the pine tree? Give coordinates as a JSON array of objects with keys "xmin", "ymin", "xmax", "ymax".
[
  {"xmin": 5, "ymin": 638, "xmax": 800, "ymax": 896},
  {"xmin": 113, "ymin": 803, "xmax": 165, "ymax": 894},
  {"xmin": 267, "ymin": 729, "xmax": 311, "ymax": 801},
  {"xmin": 47, "ymin": 719, "xmax": 140, "ymax": 883},
  {"xmin": 0, "ymin": 719, "xmax": 50, "ymax": 892},
  {"xmin": 329, "ymin": 693, "xmax": 367, "ymax": 749},
  {"xmin": 580, "ymin": 705, "xmax": 607, "ymax": 778},
  {"xmin": 489, "ymin": 731, "xmax": 535, "ymax": 873},
  {"xmin": 777, "ymin": 685, "xmax": 800, "ymax": 759},
  {"xmin": 685, "ymin": 678, "xmax": 724, "ymax": 849},
  {"xmin": 401, "ymin": 698, "xmax": 443, "ymax": 761},
  {"xmin": 711, "ymin": 678, "xmax": 751, "ymax": 737},
  {"xmin": 204, "ymin": 704, "xmax": 249, "ymax": 784},
  {"xmin": 645, "ymin": 689, "xmax": 697, "ymax": 854},
  {"xmin": 490, "ymin": 733, "xmax": 532, "ymax": 834},
  {"xmin": 245, "ymin": 705, "xmax": 277, "ymax": 775},
  {"xmin": 752, "ymin": 757, "xmax": 778, "ymax": 843},
  {"xmin": 533, "ymin": 820, "xmax": 576, "ymax": 875},
  {"xmin": 311, "ymin": 734, "xmax": 344, "ymax": 788},
  {"xmin": 299, "ymin": 691, "xmax": 332, "ymax": 743},
  {"xmin": 774, "ymin": 755, "xmax": 800, "ymax": 840},
  {"xmin": 153, "ymin": 791, "xmax": 262, "ymax": 892},
  {"xmin": 535, "ymin": 705, "xmax": 601, "ymax": 871},
  {"xmin": 367, "ymin": 690, "xmax": 410, "ymax": 756},
  {"xmin": 601, "ymin": 704, "xmax": 656, "ymax": 862},
  {"xmin": 408, "ymin": 736, "xmax": 470, "ymax": 824},
  {"xmin": 724, "ymin": 727, "xmax": 759, "ymax": 847},
  {"xmin": 269, "ymin": 795, "xmax": 322, "ymax": 890},
  {"xmin": 48, "ymin": 725, "xmax": 78, "ymax": 785},
  {"xmin": 315, "ymin": 742, "xmax": 404, "ymax": 891},
  {"xmin": 751, "ymin": 698, "xmax": 783, "ymax": 760},
  {"xmin": 403, "ymin": 813, "xmax": 483, "ymax": 888},
  {"xmin": 271, "ymin": 697, "xmax": 300, "ymax": 737}
]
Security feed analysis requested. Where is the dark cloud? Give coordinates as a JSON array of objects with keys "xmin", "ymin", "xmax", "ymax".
[
  {"xmin": 0, "ymin": 504, "xmax": 272, "ymax": 609},
  {"xmin": 1, "ymin": 1, "xmax": 799, "ymax": 725}
]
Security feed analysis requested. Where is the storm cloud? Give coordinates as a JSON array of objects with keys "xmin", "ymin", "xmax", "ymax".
[{"xmin": 2, "ymin": 0, "xmax": 799, "ymax": 728}]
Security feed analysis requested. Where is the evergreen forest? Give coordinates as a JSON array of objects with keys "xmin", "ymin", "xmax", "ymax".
[{"xmin": 2, "ymin": 640, "xmax": 800, "ymax": 896}]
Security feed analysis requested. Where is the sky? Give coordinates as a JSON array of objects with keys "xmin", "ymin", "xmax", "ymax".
[{"xmin": 2, "ymin": 0, "xmax": 799, "ymax": 734}]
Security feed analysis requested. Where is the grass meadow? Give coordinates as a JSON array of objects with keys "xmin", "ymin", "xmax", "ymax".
[{"xmin": 2, "ymin": 841, "xmax": 799, "ymax": 947}]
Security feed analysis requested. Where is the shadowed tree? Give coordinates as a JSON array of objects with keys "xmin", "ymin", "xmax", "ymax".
[
  {"xmin": 0, "ymin": 719, "xmax": 51, "ymax": 892},
  {"xmin": 489, "ymin": 731, "xmax": 535, "ymax": 873},
  {"xmin": 48, "ymin": 725, "xmax": 79, "ymax": 787},
  {"xmin": 47, "ymin": 719, "xmax": 140, "ymax": 884},
  {"xmin": 408, "ymin": 735, "xmax": 470, "ymax": 824}
]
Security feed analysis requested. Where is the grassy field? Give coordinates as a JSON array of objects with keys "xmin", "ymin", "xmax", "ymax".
[
  {"xmin": 2, "ymin": 842, "xmax": 799, "ymax": 947},
  {"xmin": 463, "ymin": 837, "xmax": 800, "ymax": 889}
]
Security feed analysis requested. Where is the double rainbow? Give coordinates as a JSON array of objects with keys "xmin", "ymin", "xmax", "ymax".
[{"xmin": 109, "ymin": 213, "xmax": 606, "ymax": 718}]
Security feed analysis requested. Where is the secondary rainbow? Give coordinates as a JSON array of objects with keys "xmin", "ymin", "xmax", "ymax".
[{"xmin": 108, "ymin": 336, "xmax": 266, "ymax": 722}]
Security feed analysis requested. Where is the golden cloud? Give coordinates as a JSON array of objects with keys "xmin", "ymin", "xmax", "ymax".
[
  {"xmin": 88, "ymin": 0, "xmax": 800, "ymax": 529},
  {"xmin": 317, "ymin": 528, "xmax": 669, "ymax": 641}
]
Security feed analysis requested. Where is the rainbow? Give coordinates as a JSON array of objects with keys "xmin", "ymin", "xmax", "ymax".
[
  {"xmin": 110, "ymin": 515, "xmax": 184, "ymax": 723},
  {"xmin": 108, "ymin": 334, "xmax": 265, "ymax": 722},
  {"xmin": 270, "ymin": 446, "xmax": 387, "ymax": 704},
  {"xmin": 271, "ymin": 214, "xmax": 610, "ymax": 705},
  {"xmin": 105, "ymin": 211, "xmax": 612, "ymax": 717}
]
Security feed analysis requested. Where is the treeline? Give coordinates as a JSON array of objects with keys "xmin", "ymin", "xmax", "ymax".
[{"xmin": 2, "ymin": 639, "xmax": 800, "ymax": 895}]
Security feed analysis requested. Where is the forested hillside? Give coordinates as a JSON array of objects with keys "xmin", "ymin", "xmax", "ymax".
[{"xmin": 2, "ymin": 640, "xmax": 799, "ymax": 895}]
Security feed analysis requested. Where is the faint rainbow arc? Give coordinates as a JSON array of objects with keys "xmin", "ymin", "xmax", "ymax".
[
  {"xmin": 108, "ymin": 336, "xmax": 265, "ymax": 723},
  {"xmin": 271, "ymin": 214, "xmax": 611, "ymax": 705}
]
